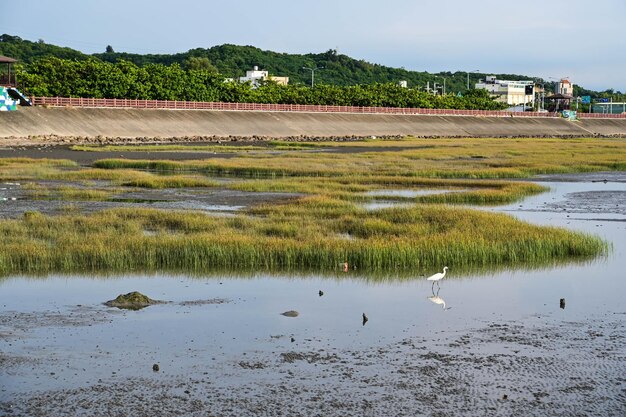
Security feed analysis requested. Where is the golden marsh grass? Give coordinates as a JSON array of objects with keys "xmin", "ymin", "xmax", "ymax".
[{"xmin": 1, "ymin": 136, "xmax": 623, "ymax": 276}]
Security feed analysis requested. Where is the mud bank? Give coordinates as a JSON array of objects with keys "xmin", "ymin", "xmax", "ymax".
[
  {"xmin": 2, "ymin": 107, "xmax": 626, "ymax": 142},
  {"xmin": 1, "ymin": 309, "xmax": 623, "ymax": 417}
]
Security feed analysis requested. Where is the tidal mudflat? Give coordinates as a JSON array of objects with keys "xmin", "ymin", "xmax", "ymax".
[{"xmin": 1, "ymin": 172, "xmax": 625, "ymax": 416}]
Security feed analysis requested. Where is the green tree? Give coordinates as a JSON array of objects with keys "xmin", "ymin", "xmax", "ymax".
[{"xmin": 183, "ymin": 56, "xmax": 218, "ymax": 73}]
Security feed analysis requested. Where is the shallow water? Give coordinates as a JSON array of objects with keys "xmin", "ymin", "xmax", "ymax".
[
  {"xmin": 1, "ymin": 174, "xmax": 625, "ymax": 414},
  {"xmin": 364, "ymin": 188, "xmax": 467, "ymax": 198}
]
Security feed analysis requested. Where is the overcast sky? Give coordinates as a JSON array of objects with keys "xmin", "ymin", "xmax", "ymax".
[{"xmin": 2, "ymin": 0, "xmax": 624, "ymax": 91}]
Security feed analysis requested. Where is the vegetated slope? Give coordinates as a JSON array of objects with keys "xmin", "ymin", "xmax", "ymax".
[
  {"xmin": 1, "ymin": 34, "xmax": 528, "ymax": 91},
  {"xmin": 0, "ymin": 34, "xmax": 87, "ymax": 62}
]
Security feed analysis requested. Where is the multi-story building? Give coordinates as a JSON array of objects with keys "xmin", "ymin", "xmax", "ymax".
[
  {"xmin": 556, "ymin": 78, "xmax": 573, "ymax": 96},
  {"xmin": 238, "ymin": 66, "xmax": 289, "ymax": 87},
  {"xmin": 475, "ymin": 76, "xmax": 535, "ymax": 106}
]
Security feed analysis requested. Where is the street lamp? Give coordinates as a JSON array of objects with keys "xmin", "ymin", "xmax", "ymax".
[
  {"xmin": 467, "ymin": 69, "xmax": 480, "ymax": 90},
  {"xmin": 533, "ymin": 78, "xmax": 546, "ymax": 112},
  {"xmin": 302, "ymin": 66, "xmax": 324, "ymax": 87}
]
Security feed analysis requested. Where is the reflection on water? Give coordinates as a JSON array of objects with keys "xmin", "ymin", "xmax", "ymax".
[
  {"xmin": 427, "ymin": 286, "xmax": 451, "ymax": 310},
  {"xmin": 365, "ymin": 189, "xmax": 468, "ymax": 198},
  {"xmin": 362, "ymin": 188, "xmax": 468, "ymax": 211},
  {"xmin": 0, "ymin": 253, "xmax": 601, "ymax": 285},
  {"xmin": 361, "ymin": 201, "xmax": 414, "ymax": 210}
]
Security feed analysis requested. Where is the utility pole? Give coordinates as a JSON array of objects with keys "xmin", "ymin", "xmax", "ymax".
[
  {"xmin": 302, "ymin": 66, "xmax": 324, "ymax": 87},
  {"xmin": 467, "ymin": 70, "xmax": 480, "ymax": 90}
]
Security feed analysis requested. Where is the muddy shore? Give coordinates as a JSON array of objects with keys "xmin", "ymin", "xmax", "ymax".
[{"xmin": 2, "ymin": 308, "xmax": 623, "ymax": 417}]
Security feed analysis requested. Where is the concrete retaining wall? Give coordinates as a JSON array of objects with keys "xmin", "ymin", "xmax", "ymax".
[{"xmin": 2, "ymin": 106, "xmax": 626, "ymax": 139}]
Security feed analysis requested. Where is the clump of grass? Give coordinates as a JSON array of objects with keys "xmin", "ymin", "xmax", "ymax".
[
  {"xmin": 23, "ymin": 183, "xmax": 115, "ymax": 201},
  {"xmin": 0, "ymin": 203, "xmax": 606, "ymax": 277},
  {"xmin": 0, "ymin": 158, "xmax": 77, "ymax": 168},
  {"xmin": 92, "ymin": 158, "xmax": 334, "ymax": 178},
  {"xmin": 121, "ymin": 176, "xmax": 218, "ymax": 189},
  {"xmin": 92, "ymin": 159, "xmax": 194, "ymax": 173},
  {"xmin": 0, "ymin": 158, "xmax": 77, "ymax": 181},
  {"xmin": 267, "ymin": 141, "xmax": 322, "ymax": 149}
]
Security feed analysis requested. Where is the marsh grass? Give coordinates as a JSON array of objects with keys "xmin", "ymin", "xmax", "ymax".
[
  {"xmin": 231, "ymin": 176, "xmax": 547, "ymax": 205},
  {"xmin": 0, "ymin": 158, "xmax": 78, "ymax": 181},
  {"xmin": 91, "ymin": 137, "xmax": 626, "ymax": 180},
  {"xmin": 121, "ymin": 176, "xmax": 218, "ymax": 189},
  {"xmin": 23, "ymin": 184, "xmax": 113, "ymax": 201},
  {"xmin": 0, "ymin": 204, "xmax": 607, "ymax": 276},
  {"xmin": 1, "ymin": 161, "xmax": 219, "ymax": 190},
  {"xmin": 1, "ymin": 136, "xmax": 623, "ymax": 276}
]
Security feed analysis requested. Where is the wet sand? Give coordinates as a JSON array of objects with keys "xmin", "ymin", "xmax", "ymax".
[{"xmin": 1, "ymin": 304, "xmax": 623, "ymax": 417}]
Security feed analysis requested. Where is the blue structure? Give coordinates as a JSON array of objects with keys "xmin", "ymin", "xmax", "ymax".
[{"xmin": 0, "ymin": 86, "xmax": 18, "ymax": 111}]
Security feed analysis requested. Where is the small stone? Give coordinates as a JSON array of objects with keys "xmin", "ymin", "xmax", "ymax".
[
  {"xmin": 318, "ymin": 290, "xmax": 324, "ymax": 297},
  {"xmin": 152, "ymin": 363, "xmax": 160, "ymax": 372},
  {"xmin": 281, "ymin": 310, "xmax": 299, "ymax": 318}
]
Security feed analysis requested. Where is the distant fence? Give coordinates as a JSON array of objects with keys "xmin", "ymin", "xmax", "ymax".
[{"xmin": 30, "ymin": 96, "xmax": 626, "ymax": 119}]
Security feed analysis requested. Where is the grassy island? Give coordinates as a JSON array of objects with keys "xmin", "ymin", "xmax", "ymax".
[{"xmin": 1, "ymin": 137, "xmax": 623, "ymax": 277}]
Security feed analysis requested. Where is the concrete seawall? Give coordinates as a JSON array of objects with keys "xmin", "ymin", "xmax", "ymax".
[{"xmin": 2, "ymin": 107, "xmax": 626, "ymax": 140}]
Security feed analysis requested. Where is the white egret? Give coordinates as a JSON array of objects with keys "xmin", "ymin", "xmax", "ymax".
[{"xmin": 426, "ymin": 266, "xmax": 448, "ymax": 289}]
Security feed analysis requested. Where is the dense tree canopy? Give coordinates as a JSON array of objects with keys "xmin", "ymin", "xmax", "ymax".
[{"xmin": 16, "ymin": 57, "xmax": 508, "ymax": 110}]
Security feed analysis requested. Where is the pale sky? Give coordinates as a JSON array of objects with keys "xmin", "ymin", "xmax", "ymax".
[{"xmin": 2, "ymin": 0, "xmax": 624, "ymax": 91}]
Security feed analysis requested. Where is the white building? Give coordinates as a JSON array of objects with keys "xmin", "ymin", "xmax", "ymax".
[
  {"xmin": 239, "ymin": 66, "xmax": 289, "ymax": 87},
  {"xmin": 475, "ymin": 76, "xmax": 534, "ymax": 106},
  {"xmin": 557, "ymin": 78, "xmax": 573, "ymax": 96}
]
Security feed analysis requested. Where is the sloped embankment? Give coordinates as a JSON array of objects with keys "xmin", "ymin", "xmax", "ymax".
[{"xmin": 1, "ymin": 106, "xmax": 625, "ymax": 141}]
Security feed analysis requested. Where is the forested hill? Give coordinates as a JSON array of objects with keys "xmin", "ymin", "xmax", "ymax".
[
  {"xmin": 3, "ymin": 33, "xmax": 622, "ymax": 100},
  {"xmin": 0, "ymin": 34, "xmax": 87, "ymax": 62},
  {"xmin": 1, "ymin": 34, "xmax": 531, "ymax": 93},
  {"xmin": 93, "ymin": 45, "xmax": 480, "ymax": 90}
]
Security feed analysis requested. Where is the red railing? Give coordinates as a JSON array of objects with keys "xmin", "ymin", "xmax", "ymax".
[{"xmin": 29, "ymin": 96, "xmax": 626, "ymax": 119}]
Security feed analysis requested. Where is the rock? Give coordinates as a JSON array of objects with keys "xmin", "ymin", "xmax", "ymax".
[
  {"xmin": 560, "ymin": 298, "xmax": 566, "ymax": 309},
  {"xmin": 318, "ymin": 290, "xmax": 324, "ymax": 297},
  {"xmin": 104, "ymin": 291, "xmax": 165, "ymax": 310},
  {"xmin": 362, "ymin": 313, "xmax": 368, "ymax": 326},
  {"xmin": 281, "ymin": 310, "xmax": 299, "ymax": 318},
  {"xmin": 152, "ymin": 363, "xmax": 160, "ymax": 372}
]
